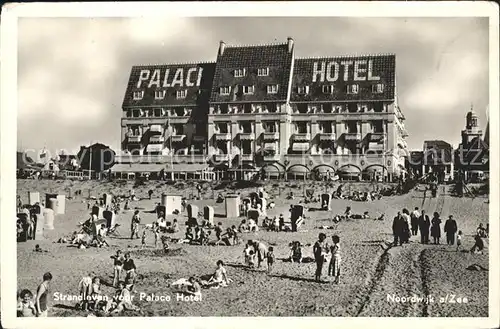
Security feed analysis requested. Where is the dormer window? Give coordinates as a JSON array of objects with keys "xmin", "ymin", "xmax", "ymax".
[
  {"xmin": 220, "ymin": 86, "xmax": 231, "ymax": 96},
  {"xmin": 347, "ymin": 84, "xmax": 359, "ymax": 95},
  {"xmin": 372, "ymin": 83, "xmax": 384, "ymax": 94},
  {"xmin": 234, "ymin": 68, "xmax": 246, "ymax": 78},
  {"xmin": 258, "ymin": 67, "xmax": 269, "ymax": 76},
  {"xmin": 133, "ymin": 91, "xmax": 144, "ymax": 100},
  {"xmin": 267, "ymin": 84, "xmax": 279, "ymax": 94},
  {"xmin": 243, "ymin": 85, "xmax": 255, "ymax": 95},
  {"xmin": 176, "ymin": 90, "xmax": 187, "ymax": 99},
  {"xmin": 154, "ymin": 90, "xmax": 166, "ymax": 100},
  {"xmin": 297, "ymin": 86, "xmax": 309, "ymax": 95},
  {"xmin": 322, "ymin": 85, "xmax": 334, "ymax": 94}
]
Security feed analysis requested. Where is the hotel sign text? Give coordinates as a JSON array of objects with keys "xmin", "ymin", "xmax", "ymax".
[
  {"xmin": 136, "ymin": 67, "xmax": 204, "ymax": 89},
  {"xmin": 312, "ymin": 59, "xmax": 381, "ymax": 82}
]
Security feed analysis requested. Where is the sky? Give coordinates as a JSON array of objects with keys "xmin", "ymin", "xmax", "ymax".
[{"xmin": 17, "ymin": 16, "xmax": 490, "ymax": 155}]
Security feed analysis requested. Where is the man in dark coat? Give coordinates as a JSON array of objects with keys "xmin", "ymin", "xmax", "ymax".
[
  {"xmin": 392, "ymin": 212, "xmax": 403, "ymax": 246},
  {"xmin": 444, "ymin": 215, "xmax": 458, "ymax": 245},
  {"xmin": 419, "ymin": 210, "xmax": 431, "ymax": 244}
]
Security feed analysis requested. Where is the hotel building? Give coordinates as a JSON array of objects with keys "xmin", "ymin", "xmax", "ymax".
[{"xmin": 113, "ymin": 37, "xmax": 409, "ymax": 181}]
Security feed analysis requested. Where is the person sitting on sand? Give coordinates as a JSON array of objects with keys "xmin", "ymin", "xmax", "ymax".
[
  {"xmin": 107, "ymin": 281, "xmax": 140, "ymax": 314},
  {"xmin": 470, "ymin": 235, "xmax": 485, "ymax": 254},
  {"xmin": 477, "ymin": 223, "xmax": 487, "ymax": 238},
  {"xmin": 244, "ymin": 246, "xmax": 256, "ymax": 268},
  {"xmin": 201, "ymin": 260, "xmax": 231, "ymax": 288},
  {"xmin": 248, "ymin": 218, "xmax": 258, "ymax": 232},
  {"xmin": 167, "ymin": 218, "xmax": 179, "ymax": 233},
  {"xmin": 290, "ymin": 241, "xmax": 303, "ymax": 263},
  {"xmin": 238, "ymin": 220, "xmax": 249, "ymax": 233},
  {"xmin": 184, "ymin": 277, "xmax": 202, "ymax": 297},
  {"xmin": 17, "ymin": 289, "xmax": 37, "ymax": 317},
  {"xmin": 344, "ymin": 207, "xmax": 352, "ymax": 219},
  {"xmin": 96, "ymin": 224, "xmax": 109, "ymax": 247}
]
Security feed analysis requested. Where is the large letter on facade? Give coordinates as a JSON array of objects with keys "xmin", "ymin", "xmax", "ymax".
[
  {"xmin": 312, "ymin": 62, "xmax": 326, "ymax": 83},
  {"xmin": 171, "ymin": 68, "xmax": 184, "ymax": 87},
  {"xmin": 340, "ymin": 61, "xmax": 353, "ymax": 81},
  {"xmin": 353, "ymin": 60, "xmax": 367, "ymax": 81},
  {"xmin": 162, "ymin": 69, "xmax": 171, "ymax": 87},
  {"xmin": 148, "ymin": 69, "xmax": 161, "ymax": 88},
  {"xmin": 137, "ymin": 70, "xmax": 150, "ymax": 88},
  {"xmin": 368, "ymin": 60, "xmax": 381, "ymax": 81},
  {"xmin": 326, "ymin": 62, "xmax": 339, "ymax": 82},
  {"xmin": 185, "ymin": 68, "xmax": 197, "ymax": 87},
  {"xmin": 196, "ymin": 67, "xmax": 203, "ymax": 87}
]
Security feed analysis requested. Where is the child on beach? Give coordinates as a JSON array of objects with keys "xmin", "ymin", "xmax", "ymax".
[
  {"xmin": 201, "ymin": 260, "xmax": 231, "ymax": 288},
  {"xmin": 267, "ymin": 247, "xmax": 275, "ymax": 274},
  {"xmin": 78, "ymin": 275, "xmax": 93, "ymax": 311},
  {"xmin": 185, "ymin": 277, "xmax": 202, "ymax": 297},
  {"xmin": 215, "ymin": 222, "xmax": 223, "ymax": 244},
  {"xmin": 328, "ymin": 235, "xmax": 341, "ymax": 284},
  {"xmin": 17, "ymin": 289, "xmax": 36, "ymax": 317},
  {"xmin": 111, "ymin": 250, "xmax": 124, "ymax": 287},
  {"xmin": 154, "ymin": 223, "xmax": 161, "ymax": 248},
  {"xmin": 141, "ymin": 230, "xmax": 147, "ymax": 249},
  {"xmin": 456, "ymin": 230, "xmax": 463, "ymax": 252},
  {"xmin": 123, "ymin": 252, "xmax": 137, "ymax": 290}
]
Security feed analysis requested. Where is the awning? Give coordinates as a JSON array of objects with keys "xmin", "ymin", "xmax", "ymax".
[
  {"xmin": 364, "ymin": 165, "xmax": 386, "ymax": 173},
  {"xmin": 338, "ymin": 165, "xmax": 361, "ymax": 175},
  {"xmin": 229, "ymin": 164, "xmax": 258, "ymax": 171},
  {"xmin": 314, "ymin": 165, "xmax": 335, "ymax": 174},
  {"xmin": 146, "ymin": 144, "xmax": 163, "ymax": 152},
  {"xmin": 164, "ymin": 163, "xmax": 209, "ymax": 173},
  {"xmin": 292, "ymin": 143, "xmax": 309, "ymax": 152},
  {"xmin": 111, "ymin": 163, "xmax": 165, "ymax": 173},
  {"xmin": 288, "ymin": 165, "xmax": 310, "ymax": 174},
  {"xmin": 262, "ymin": 165, "xmax": 283, "ymax": 174}
]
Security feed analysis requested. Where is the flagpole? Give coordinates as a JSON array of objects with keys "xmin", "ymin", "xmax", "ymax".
[{"xmin": 89, "ymin": 141, "xmax": 92, "ymax": 180}]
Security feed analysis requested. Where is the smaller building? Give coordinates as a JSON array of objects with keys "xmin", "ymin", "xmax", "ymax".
[{"xmin": 407, "ymin": 140, "xmax": 454, "ymax": 183}]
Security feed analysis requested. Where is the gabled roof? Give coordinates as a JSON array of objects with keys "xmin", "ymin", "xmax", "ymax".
[
  {"xmin": 210, "ymin": 43, "xmax": 293, "ymax": 103},
  {"xmin": 291, "ymin": 54, "xmax": 396, "ymax": 102},
  {"xmin": 122, "ymin": 62, "xmax": 216, "ymax": 108}
]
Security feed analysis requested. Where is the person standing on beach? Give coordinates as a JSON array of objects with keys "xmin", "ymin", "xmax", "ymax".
[
  {"xmin": 392, "ymin": 212, "xmax": 403, "ymax": 246},
  {"xmin": 328, "ymin": 235, "xmax": 341, "ymax": 284},
  {"xmin": 444, "ymin": 215, "xmax": 458, "ymax": 245},
  {"xmin": 431, "ymin": 212, "xmax": 442, "ymax": 244},
  {"xmin": 35, "ymin": 272, "xmax": 52, "ymax": 317},
  {"xmin": 313, "ymin": 233, "xmax": 330, "ymax": 282},
  {"xmin": 419, "ymin": 210, "xmax": 431, "ymax": 244},
  {"xmin": 410, "ymin": 207, "xmax": 420, "ymax": 236},
  {"xmin": 130, "ymin": 210, "xmax": 141, "ymax": 240}
]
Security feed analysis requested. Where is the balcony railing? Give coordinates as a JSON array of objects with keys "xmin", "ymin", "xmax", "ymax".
[
  {"xmin": 369, "ymin": 132, "xmax": 386, "ymax": 142},
  {"xmin": 318, "ymin": 132, "xmax": 337, "ymax": 141},
  {"xmin": 344, "ymin": 132, "xmax": 362, "ymax": 141},
  {"xmin": 239, "ymin": 154, "xmax": 254, "ymax": 161},
  {"xmin": 115, "ymin": 154, "xmax": 207, "ymax": 164},
  {"xmin": 170, "ymin": 135, "xmax": 186, "ymax": 143},
  {"xmin": 239, "ymin": 133, "xmax": 255, "ymax": 141},
  {"xmin": 127, "ymin": 135, "xmax": 142, "ymax": 143},
  {"xmin": 214, "ymin": 133, "xmax": 232, "ymax": 141},
  {"xmin": 213, "ymin": 154, "xmax": 231, "ymax": 162},
  {"xmin": 262, "ymin": 132, "xmax": 279, "ymax": 141},
  {"xmin": 149, "ymin": 136, "xmax": 165, "ymax": 143},
  {"xmin": 292, "ymin": 133, "xmax": 311, "ymax": 142}
]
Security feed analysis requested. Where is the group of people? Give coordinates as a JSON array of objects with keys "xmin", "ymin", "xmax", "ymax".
[
  {"xmin": 17, "ymin": 272, "xmax": 52, "ymax": 317},
  {"xmin": 313, "ymin": 233, "xmax": 341, "ymax": 284},
  {"xmin": 243, "ymin": 240, "xmax": 274, "ymax": 272}
]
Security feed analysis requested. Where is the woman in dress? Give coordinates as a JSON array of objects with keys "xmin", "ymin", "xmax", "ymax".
[{"xmin": 431, "ymin": 212, "xmax": 442, "ymax": 244}]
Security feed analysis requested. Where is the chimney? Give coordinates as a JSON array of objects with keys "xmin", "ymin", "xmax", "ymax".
[
  {"xmin": 219, "ymin": 40, "xmax": 226, "ymax": 56},
  {"xmin": 287, "ymin": 37, "xmax": 294, "ymax": 53}
]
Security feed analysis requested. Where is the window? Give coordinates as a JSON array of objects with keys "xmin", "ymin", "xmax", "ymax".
[
  {"xmin": 133, "ymin": 91, "xmax": 144, "ymax": 100},
  {"xmin": 347, "ymin": 84, "xmax": 359, "ymax": 94},
  {"xmin": 220, "ymin": 86, "xmax": 231, "ymax": 95},
  {"xmin": 372, "ymin": 84, "xmax": 384, "ymax": 94},
  {"xmin": 176, "ymin": 90, "xmax": 187, "ymax": 99},
  {"xmin": 234, "ymin": 68, "xmax": 246, "ymax": 77},
  {"xmin": 322, "ymin": 85, "xmax": 334, "ymax": 94},
  {"xmin": 243, "ymin": 85, "xmax": 255, "ymax": 95},
  {"xmin": 297, "ymin": 86, "xmax": 309, "ymax": 94},
  {"xmin": 154, "ymin": 90, "xmax": 166, "ymax": 100},
  {"xmin": 258, "ymin": 67, "xmax": 269, "ymax": 76},
  {"xmin": 154, "ymin": 108, "xmax": 163, "ymax": 117},
  {"xmin": 267, "ymin": 84, "xmax": 279, "ymax": 94}
]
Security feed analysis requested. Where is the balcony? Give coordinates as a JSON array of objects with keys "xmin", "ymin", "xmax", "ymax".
[
  {"xmin": 127, "ymin": 135, "xmax": 142, "ymax": 143},
  {"xmin": 149, "ymin": 136, "xmax": 165, "ymax": 144},
  {"xmin": 344, "ymin": 132, "xmax": 362, "ymax": 141},
  {"xmin": 149, "ymin": 125, "xmax": 163, "ymax": 134},
  {"xmin": 239, "ymin": 133, "xmax": 255, "ymax": 141},
  {"xmin": 318, "ymin": 132, "xmax": 337, "ymax": 141},
  {"xmin": 292, "ymin": 133, "xmax": 311, "ymax": 142},
  {"xmin": 115, "ymin": 154, "xmax": 207, "ymax": 164},
  {"xmin": 263, "ymin": 153, "xmax": 280, "ymax": 161},
  {"xmin": 214, "ymin": 154, "xmax": 231, "ymax": 162},
  {"xmin": 239, "ymin": 154, "xmax": 254, "ymax": 161},
  {"xmin": 262, "ymin": 132, "xmax": 279, "ymax": 141},
  {"xmin": 170, "ymin": 135, "xmax": 186, "ymax": 143},
  {"xmin": 214, "ymin": 133, "xmax": 232, "ymax": 141},
  {"xmin": 369, "ymin": 132, "xmax": 386, "ymax": 142}
]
